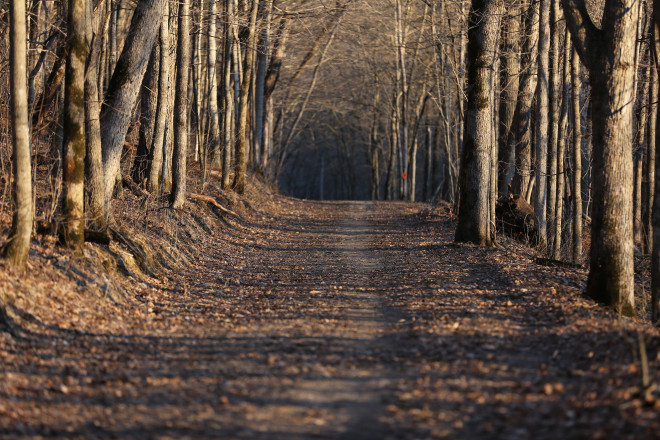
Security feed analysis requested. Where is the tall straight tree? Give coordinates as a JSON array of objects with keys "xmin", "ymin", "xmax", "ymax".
[
  {"xmin": 571, "ymin": 45, "xmax": 583, "ymax": 264},
  {"xmin": 85, "ymin": 0, "xmax": 107, "ymax": 229},
  {"xmin": 564, "ymin": 0, "xmax": 639, "ymax": 314},
  {"xmin": 510, "ymin": 0, "xmax": 539, "ymax": 198},
  {"xmin": 498, "ymin": 2, "xmax": 520, "ymax": 195},
  {"xmin": 62, "ymin": 0, "xmax": 87, "ymax": 249},
  {"xmin": 171, "ymin": 0, "xmax": 191, "ymax": 209},
  {"xmin": 651, "ymin": 3, "xmax": 660, "ymax": 325},
  {"xmin": 207, "ymin": 0, "xmax": 221, "ymax": 171},
  {"xmin": 147, "ymin": 10, "xmax": 170, "ymax": 193},
  {"xmin": 535, "ymin": 0, "xmax": 549, "ymax": 249},
  {"xmin": 233, "ymin": 0, "xmax": 261, "ymax": 194},
  {"xmin": 455, "ymin": 0, "xmax": 504, "ymax": 246},
  {"xmin": 3, "ymin": 0, "xmax": 33, "ymax": 267}
]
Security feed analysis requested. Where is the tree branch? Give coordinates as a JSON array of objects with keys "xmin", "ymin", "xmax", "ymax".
[{"xmin": 561, "ymin": 0, "xmax": 600, "ymax": 70}]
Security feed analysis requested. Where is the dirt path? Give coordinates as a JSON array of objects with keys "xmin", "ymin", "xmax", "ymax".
[{"xmin": 1, "ymin": 199, "xmax": 659, "ymax": 439}]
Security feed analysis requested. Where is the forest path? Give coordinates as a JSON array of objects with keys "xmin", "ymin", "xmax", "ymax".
[{"xmin": 1, "ymin": 199, "xmax": 660, "ymax": 439}]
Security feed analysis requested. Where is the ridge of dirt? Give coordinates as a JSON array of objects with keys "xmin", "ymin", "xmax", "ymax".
[{"xmin": 0, "ymin": 177, "xmax": 659, "ymax": 439}]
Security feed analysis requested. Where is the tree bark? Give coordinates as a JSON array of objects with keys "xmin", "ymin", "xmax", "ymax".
[
  {"xmin": 455, "ymin": 0, "xmax": 504, "ymax": 246},
  {"xmin": 147, "ymin": 10, "xmax": 170, "ymax": 193},
  {"xmin": 233, "ymin": 0, "xmax": 260, "ymax": 194},
  {"xmin": 510, "ymin": 0, "xmax": 539, "ymax": 198},
  {"xmin": 553, "ymin": 30, "xmax": 571, "ymax": 260},
  {"xmin": 3, "ymin": 0, "xmax": 33, "ymax": 268},
  {"xmin": 547, "ymin": 0, "xmax": 561, "ymax": 251},
  {"xmin": 170, "ymin": 0, "xmax": 191, "ymax": 209},
  {"xmin": 100, "ymin": 0, "xmax": 168, "ymax": 205},
  {"xmin": 85, "ymin": 0, "xmax": 107, "ymax": 230},
  {"xmin": 648, "ymin": 46, "xmax": 657, "ymax": 253},
  {"xmin": 571, "ymin": 45, "xmax": 583, "ymax": 265},
  {"xmin": 222, "ymin": 0, "xmax": 235, "ymax": 188},
  {"xmin": 651, "ymin": 5, "xmax": 660, "ymax": 325},
  {"xmin": 564, "ymin": 0, "xmax": 638, "ymax": 314},
  {"xmin": 132, "ymin": 43, "xmax": 159, "ymax": 186},
  {"xmin": 207, "ymin": 0, "xmax": 221, "ymax": 174},
  {"xmin": 62, "ymin": 0, "xmax": 87, "ymax": 250},
  {"xmin": 498, "ymin": 2, "xmax": 520, "ymax": 196},
  {"xmin": 634, "ymin": 62, "xmax": 650, "ymax": 248},
  {"xmin": 535, "ymin": 0, "xmax": 550, "ymax": 249}
]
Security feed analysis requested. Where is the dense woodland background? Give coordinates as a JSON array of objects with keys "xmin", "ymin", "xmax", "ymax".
[{"xmin": 0, "ymin": 0, "xmax": 658, "ymax": 324}]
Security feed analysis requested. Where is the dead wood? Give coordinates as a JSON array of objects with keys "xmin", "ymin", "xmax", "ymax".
[{"xmin": 189, "ymin": 193, "xmax": 239, "ymax": 217}]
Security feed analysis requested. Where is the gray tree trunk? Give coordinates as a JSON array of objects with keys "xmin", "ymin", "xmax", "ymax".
[
  {"xmin": 62, "ymin": 0, "xmax": 87, "ymax": 249},
  {"xmin": 132, "ymin": 43, "xmax": 159, "ymax": 185},
  {"xmin": 85, "ymin": 0, "xmax": 107, "ymax": 229},
  {"xmin": 254, "ymin": 0, "xmax": 274, "ymax": 170},
  {"xmin": 547, "ymin": 0, "xmax": 561, "ymax": 251},
  {"xmin": 148, "ymin": 10, "xmax": 170, "ymax": 193},
  {"xmin": 221, "ymin": 0, "xmax": 234, "ymax": 188},
  {"xmin": 100, "ymin": 0, "xmax": 168, "ymax": 205},
  {"xmin": 3, "ymin": 0, "xmax": 33, "ymax": 268},
  {"xmin": 564, "ymin": 0, "xmax": 638, "ymax": 314},
  {"xmin": 207, "ymin": 0, "xmax": 221, "ymax": 172},
  {"xmin": 510, "ymin": 0, "xmax": 539, "ymax": 197},
  {"xmin": 553, "ymin": 30, "xmax": 571, "ymax": 260},
  {"xmin": 535, "ymin": 0, "xmax": 550, "ymax": 249},
  {"xmin": 170, "ymin": 0, "xmax": 191, "ymax": 209},
  {"xmin": 651, "ymin": 7, "xmax": 660, "ymax": 325},
  {"xmin": 455, "ymin": 0, "xmax": 504, "ymax": 246},
  {"xmin": 233, "ymin": 0, "xmax": 260, "ymax": 194},
  {"xmin": 647, "ymin": 48, "xmax": 657, "ymax": 253},
  {"xmin": 498, "ymin": 3, "xmax": 520, "ymax": 196},
  {"xmin": 571, "ymin": 45, "xmax": 583, "ymax": 264}
]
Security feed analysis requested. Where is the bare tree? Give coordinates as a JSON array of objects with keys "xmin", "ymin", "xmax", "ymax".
[
  {"xmin": 564, "ymin": 0, "xmax": 639, "ymax": 314},
  {"xmin": 100, "ymin": 0, "xmax": 168, "ymax": 206},
  {"xmin": 171, "ymin": 0, "xmax": 191, "ymax": 209},
  {"xmin": 233, "ymin": 0, "xmax": 261, "ymax": 194},
  {"xmin": 455, "ymin": 0, "xmax": 504, "ymax": 246},
  {"xmin": 147, "ymin": 10, "xmax": 171, "ymax": 193},
  {"xmin": 2, "ymin": 0, "xmax": 33, "ymax": 267},
  {"xmin": 61, "ymin": 0, "xmax": 87, "ymax": 249}
]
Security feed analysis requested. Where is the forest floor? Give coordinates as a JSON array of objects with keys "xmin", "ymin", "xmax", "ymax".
[{"xmin": 0, "ymin": 177, "xmax": 660, "ymax": 439}]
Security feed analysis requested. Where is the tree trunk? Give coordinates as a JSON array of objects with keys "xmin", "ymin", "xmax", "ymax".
[
  {"xmin": 572, "ymin": 46, "xmax": 583, "ymax": 264},
  {"xmin": 132, "ymin": 43, "xmax": 159, "ymax": 185},
  {"xmin": 222, "ymin": 0, "xmax": 235, "ymax": 188},
  {"xmin": 85, "ymin": 0, "xmax": 107, "ymax": 230},
  {"xmin": 535, "ymin": 0, "xmax": 550, "ymax": 249},
  {"xmin": 634, "ymin": 62, "xmax": 650, "ymax": 248},
  {"xmin": 510, "ymin": 0, "xmax": 539, "ymax": 197},
  {"xmin": 62, "ymin": 0, "xmax": 87, "ymax": 249},
  {"xmin": 547, "ymin": 0, "xmax": 561, "ymax": 251},
  {"xmin": 170, "ymin": 0, "xmax": 191, "ymax": 209},
  {"xmin": 553, "ymin": 30, "xmax": 571, "ymax": 260},
  {"xmin": 498, "ymin": 2, "xmax": 520, "ymax": 196},
  {"xmin": 647, "ymin": 47, "xmax": 657, "ymax": 253},
  {"xmin": 564, "ymin": 0, "xmax": 638, "ymax": 314},
  {"xmin": 455, "ymin": 0, "xmax": 504, "ymax": 246},
  {"xmin": 3, "ymin": 0, "xmax": 33, "ymax": 268},
  {"xmin": 147, "ymin": 11, "xmax": 170, "ymax": 193},
  {"xmin": 233, "ymin": 0, "xmax": 260, "ymax": 194},
  {"xmin": 395, "ymin": 0, "xmax": 409, "ymax": 200},
  {"xmin": 100, "ymin": 0, "xmax": 168, "ymax": 205},
  {"xmin": 254, "ymin": 0, "xmax": 274, "ymax": 171},
  {"xmin": 651, "ymin": 7, "xmax": 660, "ymax": 325}
]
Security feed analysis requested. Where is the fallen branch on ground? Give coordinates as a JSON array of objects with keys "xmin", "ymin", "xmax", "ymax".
[{"xmin": 189, "ymin": 193, "xmax": 238, "ymax": 217}]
